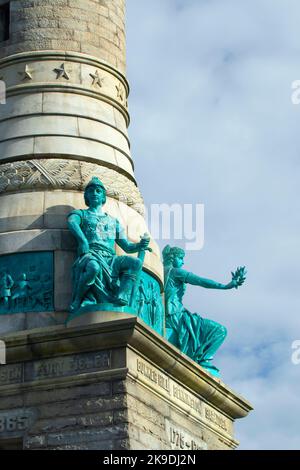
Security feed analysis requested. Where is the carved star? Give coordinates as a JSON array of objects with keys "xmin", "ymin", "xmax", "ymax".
[
  {"xmin": 18, "ymin": 65, "xmax": 33, "ymax": 81},
  {"xmin": 90, "ymin": 70, "xmax": 104, "ymax": 88},
  {"xmin": 115, "ymin": 84, "xmax": 124, "ymax": 103},
  {"xmin": 53, "ymin": 63, "xmax": 70, "ymax": 80}
]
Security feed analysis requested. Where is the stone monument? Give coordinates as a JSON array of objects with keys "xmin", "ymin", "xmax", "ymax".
[{"xmin": 0, "ymin": 0, "xmax": 252, "ymax": 450}]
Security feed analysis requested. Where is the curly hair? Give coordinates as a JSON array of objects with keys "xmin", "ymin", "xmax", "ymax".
[{"xmin": 162, "ymin": 245, "xmax": 185, "ymax": 267}]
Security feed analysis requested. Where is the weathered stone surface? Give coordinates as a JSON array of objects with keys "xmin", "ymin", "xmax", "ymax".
[
  {"xmin": 24, "ymin": 435, "xmax": 46, "ymax": 449},
  {"xmin": 0, "ymin": 315, "xmax": 252, "ymax": 450},
  {"xmin": 4, "ymin": 0, "xmax": 126, "ymax": 74},
  {"xmin": 37, "ymin": 395, "xmax": 127, "ymax": 420},
  {"xmin": 47, "ymin": 424, "xmax": 128, "ymax": 446},
  {"xmin": 0, "ymin": 1, "xmax": 164, "ymax": 332},
  {"xmin": 0, "ymin": 164, "xmax": 144, "ymax": 215}
]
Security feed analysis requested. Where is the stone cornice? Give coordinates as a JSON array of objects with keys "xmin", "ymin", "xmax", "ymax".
[{"xmin": 1, "ymin": 314, "xmax": 253, "ymax": 421}]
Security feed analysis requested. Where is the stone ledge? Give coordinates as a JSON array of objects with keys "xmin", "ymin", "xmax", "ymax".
[{"xmin": 0, "ymin": 312, "xmax": 253, "ymax": 421}]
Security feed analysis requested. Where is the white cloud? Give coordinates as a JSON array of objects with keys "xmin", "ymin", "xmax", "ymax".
[{"xmin": 127, "ymin": 0, "xmax": 300, "ymax": 449}]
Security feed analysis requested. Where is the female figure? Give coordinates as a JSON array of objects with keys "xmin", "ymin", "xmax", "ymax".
[{"xmin": 162, "ymin": 245, "xmax": 246, "ymax": 376}]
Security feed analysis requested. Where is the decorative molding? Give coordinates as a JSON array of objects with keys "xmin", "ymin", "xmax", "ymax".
[
  {"xmin": 0, "ymin": 50, "xmax": 130, "ymax": 95},
  {"xmin": 18, "ymin": 64, "xmax": 33, "ymax": 81},
  {"xmin": 115, "ymin": 83, "xmax": 125, "ymax": 103},
  {"xmin": 53, "ymin": 63, "xmax": 70, "ymax": 80},
  {"xmin": 90, "ymin": 70, "xmax": 105, "ymax": 88},
  {"xmin": 0, "ymin": 159, "xmax": 145, "ymax": 215},
  {"xmin": 0, "ymin": 54, "xmax": 130, "ymax": 121}
]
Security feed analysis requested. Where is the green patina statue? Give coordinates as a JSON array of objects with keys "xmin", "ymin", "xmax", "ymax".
[
  {"xmin": 0, "ymin": 271, "xmax": 14, "ymax": 309},
  {"xmin": 162, "ymin": 245, "xmax": 246, "ymax": 377},
  {"xmin": 67, "ymin": 177, "xmax": 151, "ymax": 313}
]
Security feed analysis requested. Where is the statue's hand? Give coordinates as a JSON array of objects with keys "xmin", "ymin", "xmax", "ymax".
[
  {"xmin": 78, "ymin": 240, "xmax": 90, "ymax": 256},
  {"xmin": 229, "ymin": 266, "xmax": 247, "ymax": 289},
  {"xmin": 138, "ymin": 234, "xmax": 152, "ymax": 252}
]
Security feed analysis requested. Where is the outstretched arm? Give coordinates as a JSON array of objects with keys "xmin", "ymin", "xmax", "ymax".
[
  {"xmin": 183, "ymin": 271, "xmax": 230, "ymax": 290},
  {"xmin": 175, "ymin": 266, "xmax": 246, "ymax": 290}
]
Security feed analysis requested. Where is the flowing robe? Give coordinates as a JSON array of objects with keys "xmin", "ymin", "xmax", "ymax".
[{"xmin": 165, "ymin": 267, "xmax": 227, "ymax": 375}]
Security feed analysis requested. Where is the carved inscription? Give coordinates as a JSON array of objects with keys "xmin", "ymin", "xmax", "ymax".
[
  {"xmin": 204, "ymin": 407, "xmax": 229, "ymax": 432},
  {"xmin": 136, "ymin": 359, "xmax": 171, "ymax": 394},
  {"xmin": 0, "ymin": 364, "xmax": 23, "ymax": 386},
  {"xmin": 172, "ymin": 384, "xmax": 202, "ymax": 414},
  {"xmin": 0, "ymin": 351, "xmax": 111, "ymax": 387},
  {"xmin": 135, "ymin": 357, "xmax": 232, "ymax": 437},
  {"xmin": 26, "ymin": 351, "xmax": 111, "ymax": 381},
  {"xmin": 166, "ymin": 420, "xmax": 207, "ymax": 450},
  {"xmin": 136, "ymin": 359, "xmax": 203, "ymax": 416},
  {"xmin": 0, "ymin": 415, "xmax": 28, "ymax": 432},
  {"xmin": 0, "ymin": 409, "xmax": 37, "ymax": 438}
]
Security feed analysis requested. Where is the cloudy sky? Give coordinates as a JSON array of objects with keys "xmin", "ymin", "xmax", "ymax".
[{"xmin": 126, "ymin": 0, "xmax": 300, "ymax": 450}]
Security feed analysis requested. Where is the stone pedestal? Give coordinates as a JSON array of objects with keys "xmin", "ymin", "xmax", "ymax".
[{"xmin": 0, "ymin": 313, "xmax": 252, "ymax": 450}]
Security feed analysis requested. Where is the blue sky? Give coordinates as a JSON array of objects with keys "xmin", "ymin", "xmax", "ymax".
[{"xmin": 126, "ymin": 0, "xmax": 300, "ymax": 450}]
